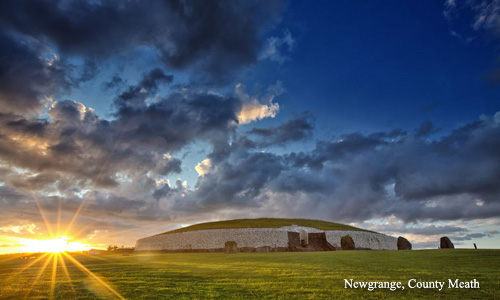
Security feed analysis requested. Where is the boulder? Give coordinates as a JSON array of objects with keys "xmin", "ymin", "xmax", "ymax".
[
  {"xmin": 224, "ymin": 241, "xmax": 238, "ymax": 254},
  {"xmin": 397, "ymin": 237, "xmax": 412, "ymax": 250},
  {"xmin": 440, "ymin": 237, "xmax": 454, "ymax": 249},
  {"xmin": 341, "ymin": 235, "xmax": 355, "ymax": 250}
]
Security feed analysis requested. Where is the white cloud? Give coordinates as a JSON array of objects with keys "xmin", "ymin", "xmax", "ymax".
[
  {"xmin": 0, "ymin": 223, "xmax": 37, "ymax": 234},
  {"xmin": 195, "ymin": 158, "xmax": 212, "ymax": 176},
  {"xmin": 238, "ymin": 99, "xmax": 280, "ymax": 124},
  {"xmin": 235, "ymin": 83, "xmax": 281, "ymax": 124}
]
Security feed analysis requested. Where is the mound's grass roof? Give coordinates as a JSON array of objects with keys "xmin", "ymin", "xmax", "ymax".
[{"xmin": 157, "ymin": 218, "xmax": 375, "ymax": 235}]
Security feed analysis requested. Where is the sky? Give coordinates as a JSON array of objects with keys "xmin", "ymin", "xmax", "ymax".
[{"xmin": 0, "ymin": 0, "xmax": 500, "ymax": 253}]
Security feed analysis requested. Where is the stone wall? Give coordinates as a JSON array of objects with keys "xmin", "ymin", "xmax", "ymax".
[
  {"xmin": 135, "ymin": 228, "xmax": 290, "ymax": 251},
  {"xmin": 135, "ymin": 226, "xmax": 398, "ymax": 251},
  {"xmin": 325, "ymin": 231, "xmax": 397, "ymax": 250}
]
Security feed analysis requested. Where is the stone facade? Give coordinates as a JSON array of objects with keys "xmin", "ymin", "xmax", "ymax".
[
  {"xmin": 135, "ymin": 225, "xmax": 398, "ymax": 252},
  {"xmin": 135, "ymin": 228, "xmax": 290, "ymax": 251},
  {"xmin": 325, "ymin": 230, "xmax": 397, "ymax": 250}
]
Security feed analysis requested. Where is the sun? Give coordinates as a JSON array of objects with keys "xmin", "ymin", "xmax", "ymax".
[
  {"xmin": 45, "ymin": 237, "xmax": 69, "ymax": 253},
  {"xmin": 20, "ymin": 236, "xmax": 89, "ymax": 253}
]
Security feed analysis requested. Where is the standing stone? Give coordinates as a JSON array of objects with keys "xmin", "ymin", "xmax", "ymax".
[
  {"xmin": 440, "ymin": 237, "xmax": 454, "ymax": 249},
  {"xmin": 341, "ymin": 235, "xmax": 355, "ymax": 250},
  {"xmin": 397, "ymin": 237, "xmax": 412, "ymax": 250},
  {"xmin": 224, "ymin": 241, "xmax": 238, "ymax": 254}
]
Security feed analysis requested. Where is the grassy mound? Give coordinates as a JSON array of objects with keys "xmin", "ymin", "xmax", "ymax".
[{"xmin": 158, "ymin": 218, "xmax": 375, "ymax": 235}]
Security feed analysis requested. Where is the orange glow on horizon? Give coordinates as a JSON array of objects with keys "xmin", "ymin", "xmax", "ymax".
[
  {"xmin": 19, "ymin": 236, "xmax": 91, "ymax": 254},
  {"xmin": 0, "ymin": 121, "xmax": 128, "ymax": 299}
]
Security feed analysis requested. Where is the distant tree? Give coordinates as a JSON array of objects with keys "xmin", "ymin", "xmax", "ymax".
[
  {"xmin": 107, "ymin": 245, "xmax": 113, "ymax": 252},
  {"xmin": 113, "ymin": 245, "xmax": 118, "ymax": 250}
]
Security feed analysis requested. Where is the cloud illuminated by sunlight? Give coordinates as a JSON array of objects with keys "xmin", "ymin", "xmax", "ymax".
[
  {"xmin": 195, "ymin": 158, "xmax": 212, "ymax": 176},
  {"xmin": 235, "ymin": 83, "xmax": 280, "ymax": 124}
]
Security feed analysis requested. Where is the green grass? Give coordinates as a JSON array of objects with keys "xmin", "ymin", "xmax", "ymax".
[
  {"xmin": 159, "ymin": 218, "xmax": 374, "ymax": 235},
  {"xmin": 0, "ymin": 250, "xmax": 498, "ymax": 299}
]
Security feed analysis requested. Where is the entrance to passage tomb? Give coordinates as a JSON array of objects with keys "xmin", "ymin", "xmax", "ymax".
[{"xmin": 287, "ymin": 231, "xmax": 336, "ymax": 252}]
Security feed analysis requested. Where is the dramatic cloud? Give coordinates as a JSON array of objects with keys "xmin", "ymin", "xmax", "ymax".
[
  {"xmin": 0, "ymin": 32, "xmax": 71, "ymax": 115},
  {"xmin": 195, "ymin": 158, "xmax": 212, "ymax": 177},
  {"xmin": 248, "ymin": 113, "xmax": 314, "ymax": 146},
  {"xmin": 115, "ymin": 68, "xmax": 173, "ymax": 109},
  {"xmin": 236, "ymin": 83, "xmax": 281, "ymax": 124},
  {"xmin": 0, "ymin": 1, "xmax": 498, "ymax": 251},
  {"xmin": 0, "ymin": 84, "xmax": 243, "ymax": 189},
  {"xmin": 158, "ymin": 111, "xmax": 500, "ymax": 224},
  {"xmin": 0, "ymin": 0, "xmax": 285, "ymax": 83}
]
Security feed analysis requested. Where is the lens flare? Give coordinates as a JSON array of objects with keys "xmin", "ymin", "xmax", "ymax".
[{"xmin": 19, "ymin": 236, "xmax": 89, "ymax": 253}]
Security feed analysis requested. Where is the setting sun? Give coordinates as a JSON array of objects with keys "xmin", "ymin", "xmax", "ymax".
[{"xmin": 20, "ymin": 237, "xmax": 90, "ymax": 253}]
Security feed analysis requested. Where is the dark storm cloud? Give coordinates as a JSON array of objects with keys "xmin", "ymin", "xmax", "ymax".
[
  {"xmin": 1, "ymin": 0, "xmax": 499, "ymax": 239},
  {"xmin": 406, "ymin": 225, "xmax": 467, "ymax": 236},
  {"xmin": 247, "ymin": 113, "xmax": 314, "ymax": 147},
  {"xmin": 0, "ymin": 32, "xmax": 72, "ymax": 115},
  {"xmin": 286, "ymin": 132, "xmax": 389, "ymax": 171},
  {"xmin": 0, "ymin": 68, "xmax": 242, "ymax": 189},
  {"xmin": 158, "ymin": 0, "xmax": 284, "ymax": 80},
  {"xmin": 452, "ymin": 230, "xmax": 499, "ymax": 242},
  {"xmin": 0, "ymin": 0, "xmax": 298, "ymax": 244},
  {"xmin": 154, "ymin": 112, "xmax": 500, "ymax": 224},
  {"xmin": 194, "ymin": 151, "xmax": 285, "ymax": 207},
  {"xmin": 3, "ymin": 106, "xmax": 500, "ymax": 227},
  {"xmin": 0, "ymin": 0, "xmax": 284, "ymax": 83},
  {"xmin": 414, "ymin": 121, "xmax": 438, "ymax": 137},
  {"xmin": 358, "ymin": 221, "xmax": 469, "ymax": 236},
  {"xmin": 0, "ymin": 189, "xmax": 163, "ymax": 242},
  {"xmin": 114, "ymin": 90, "xmax": 241, "ymax": 151},
  {"xmin": 102, "ymin": 75, "xmax": 124, "ymax": 91},
  {"xmin": 115, "ymin": 68, "xmax": 173, "ymax": 109},
  {"xmin": 0, "ymin": 0, "xmax": 285, "ymax": 124},
  {"xmin": 0, "ymin": 185, "xmax": 25, "ymax": 204},
  {"xmin": 0, "ymin": 100, "xmax": 184, "ymax": 189}
]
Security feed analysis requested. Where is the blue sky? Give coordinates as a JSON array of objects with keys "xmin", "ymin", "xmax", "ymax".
[{"xmin": 0, "ymin": 0, "xmax": 499, "ymax": 252}]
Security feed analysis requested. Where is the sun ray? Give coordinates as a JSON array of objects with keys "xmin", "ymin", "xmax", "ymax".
[
  {"xmin": 63, "ymin": 199, "xmax": 87, "ymax": 238},
  {"xmin": 30, "ymin": 189, "xmax": 54, "ymax": 238},
  {"xmin": 64, "ymin": 132, "xmax": 123, "ymax": 238},
  {"xmin": 57, "ymin": 198, "xmax": 62, "ymax": 237},
  {"xmin": 24, "ymin": 253, "xmax": 53, "ymax": 300},
  {"xmin": 6, "ymin": 252, "xmax": 51, "ymax": 281},
  {"xmin": 63, "ymin": 252, "xmax": 125, "ymax": 300},
  {"xmin": 70, "ymin": 223, "xmax": 91, "ymax": 240},
  {"xmin": 58, "ymin": 253, "xmax": 77, "ymax": 298},
  {"xmin": 50, "ymin": 253, "xmax": 58, "ymax": 300}
]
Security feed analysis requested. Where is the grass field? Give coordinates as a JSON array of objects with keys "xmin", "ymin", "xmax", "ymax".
[
  {"xmin": 159, "ymin": 218, "xmax": 374, "ymax": 235},
  {"xmin": 0, "ymin": 250, "xmax": 498, "ymax": 299}
]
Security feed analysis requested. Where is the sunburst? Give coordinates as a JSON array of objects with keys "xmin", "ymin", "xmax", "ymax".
[
  {"xmin": 3, "ymin": 132, "xmax": 129, "ymax": 299},
  {"xmin": 5, "ymin": 188, "xmax": 126, "ymax": 299}
]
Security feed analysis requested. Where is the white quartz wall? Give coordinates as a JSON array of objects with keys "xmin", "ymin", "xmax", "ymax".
[
  {"xmin": 325, "ymin": 231, "xmax": 397, "ymax": 250},
  {"xmin": 135, "ymin": 228, "xmax": 290, "ymax": 251},
  {"xmin": 135, "ymin": 226, "xmax": 397, "ymax": 251}
]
